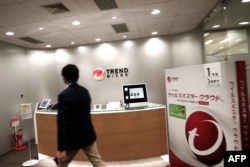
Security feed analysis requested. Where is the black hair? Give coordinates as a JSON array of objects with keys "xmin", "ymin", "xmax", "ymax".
[{"xmin": 61, "ymin": 64, "xmax": 79, "ymax": 83}]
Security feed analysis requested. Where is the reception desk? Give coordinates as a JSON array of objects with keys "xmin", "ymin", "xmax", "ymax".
[{"xmin": 35, "ymin": 104, "xmax": 168, "ymax": 161}]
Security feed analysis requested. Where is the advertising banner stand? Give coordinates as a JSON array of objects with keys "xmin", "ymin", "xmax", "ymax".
[
  {"xmin": 165, "ymin": 61, "xmax": 250, "ymax": 167},
  {"xmin": 20, "ymin": 103, "xmax": 39, "ymax": 167}
]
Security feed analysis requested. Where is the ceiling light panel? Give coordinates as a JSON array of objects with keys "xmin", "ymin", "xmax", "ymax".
[
  {"xmin": 239, "ymin": 21, "xmax": 250, "ymax": 25},
  {"xmin": 242, "ymin": 0, "xmax": 250, "ymax": 3},
  {"xmin": 6, "ymin": 32, "xmax": 14, "ymax": 36},
  {"xmin": 72, "ymin": 21, "xmax": 81, "ymax": 25},
  {"xmin": 151, "ymin": 9, "xmax": 160, "ymax": 15}
]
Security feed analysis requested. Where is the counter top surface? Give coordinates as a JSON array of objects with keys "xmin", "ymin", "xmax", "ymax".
[{"xmin": 36, "ymin": 103, "xmax": 165, "ymax": 114}]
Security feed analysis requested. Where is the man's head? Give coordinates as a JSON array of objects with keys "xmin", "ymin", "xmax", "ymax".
[{"xmin": 61, "ymin": 64, "xmax": 79, "ymax": 84}]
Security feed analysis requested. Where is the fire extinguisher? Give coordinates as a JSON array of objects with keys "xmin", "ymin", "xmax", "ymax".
[
  {"xmin": 13, "ymin": 128, "xmax": 25, "ymax": 150},
  {"xmin": 10, "ymin": 117, "xmax": 25, "ymax": 150}
]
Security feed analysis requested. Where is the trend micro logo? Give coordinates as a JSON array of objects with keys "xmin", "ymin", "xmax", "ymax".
[
  {"xmin": 166, "ymin": 76, "xmax": 178, "ymax": 83},
  {"xmin": 93, "ymin": 68, "xmax": 105, "ymax": 81},
  {"xmin": 93, "ymin": 67, "xmax": 129, "ymax": 81},
  {"xmin": 185, "ymin": 111, "xmax": 226, "ymax": 165}
]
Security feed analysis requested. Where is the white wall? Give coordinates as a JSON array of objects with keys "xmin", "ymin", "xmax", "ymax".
[
  {"xmin": 26, "ymin": 50, "xmax": 60, "ymax": 106},
  {"xmin": 0, "ymin": 42, "xmax": 28, "ymax": 155},
  {"xmin": 0, "ymin": 28, "xmax": 203, "ymax": 155},
  {"xmin": 169, "ymin": 30, "xmax": 204, "ymax": 67}
]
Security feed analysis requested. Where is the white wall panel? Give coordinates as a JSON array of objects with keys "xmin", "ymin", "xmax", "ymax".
[{"xmin": 0, "ymin": 42, "xmax": 27, "ymax": 155}]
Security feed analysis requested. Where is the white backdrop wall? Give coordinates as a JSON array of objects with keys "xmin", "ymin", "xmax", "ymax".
[
  {"xmin": 0, "ymin": 28, "xmax": 203, "ymax": 155},
  {"xmin": 0, "ymin": 42, "xmax": 28, "ymax": 155}
]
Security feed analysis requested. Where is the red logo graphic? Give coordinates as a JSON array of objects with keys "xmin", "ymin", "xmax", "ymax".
[
  {"xmin": 185, "ymin": 111, "xmax": 226, "ymax": 165},
  {"xmin": 93, "ymin": 68, "xmax": 105, "ymax": 80},
  {"xmin": 167, "ymin": 76, "xmax": 171, "ymax": 83}
]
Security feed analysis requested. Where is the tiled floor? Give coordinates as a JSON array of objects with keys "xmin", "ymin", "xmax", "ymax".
[
  {"xmin": 0, "ymin": 139, "xmax": 169, "ymax": 167},
  {"xmin": 35, "ymin": 154, "xmax": 169, "ymax": 167}
]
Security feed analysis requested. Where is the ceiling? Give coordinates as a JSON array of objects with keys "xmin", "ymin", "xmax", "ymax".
[{"xmin": 0, "ymin": 0, "xmax": 219, "ymax": 49}]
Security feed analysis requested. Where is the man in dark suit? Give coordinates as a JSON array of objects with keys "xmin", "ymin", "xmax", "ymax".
[{"xmin": 56, "ymin": 64, "xmax": 106, "ymax": 167}]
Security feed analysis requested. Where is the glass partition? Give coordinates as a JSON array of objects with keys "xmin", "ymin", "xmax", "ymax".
[
  {"xmin": 202, "ymin": 0, "xmax": 250, "ymax": 63},
  {"xmin": 205, "ymin": 29, "xmax": 248, "ymax": 62},
  {"xmin": 202, "ymin": 0, "xmax": 250, "ymax": 102}
]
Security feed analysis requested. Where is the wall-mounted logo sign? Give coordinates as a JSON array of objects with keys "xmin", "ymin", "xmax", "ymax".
[
  {"xmin": 93, "ymin": 67, "xmax": 129, "ymax": 81},
  {"xmin": 93, "ymin": 68, "xmax": 105, "ymax": 81}
]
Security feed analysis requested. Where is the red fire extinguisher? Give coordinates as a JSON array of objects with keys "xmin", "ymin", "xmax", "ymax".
[
  {"xmin": 13, "ymin": 128, "xmax": 25, "ymax": 150},
  {"xmin": 10, "ymin": 117, "xmax": 25, "ymax": 151}
]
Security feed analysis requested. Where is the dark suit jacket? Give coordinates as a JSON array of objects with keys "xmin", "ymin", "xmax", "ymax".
[{"xmin": 57, "ymin": 83, "xmax": 96, "ymax": 151}]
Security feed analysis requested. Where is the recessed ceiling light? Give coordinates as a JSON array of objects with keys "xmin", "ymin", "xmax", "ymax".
[
  {"xmin": 239, "ymin": 21, "xmax": 250, "ymax": 25},
  {"xmin": 151, "ymin": 31, "xmax": 158, "ymax": 35},
  {"xmin": 151, "ymin": 9, "xmax": 160, "ymax": 15},
  {"xmin": 46, "ymin": 44, "xmax": 52, "ymax": 48},
  {"xmin": 95, "ymin": 38, "xmax": 101, "ymax": 41},
  {"xmin": 72, "ymin": 21, "xmax": 80, "ymax": 26},
  {"xmin": 112, "ymin": 16, "xmax": 117, "ymax": 20},
  {"xmin": 39, "ymin": 27, "xmax": 44, "ymax": 30},
  {"xmin": 71, "ymin": 42, "xmax": 75, "ymax": 45},
  {"xmin": 123, "ymin": 35, "xmax": 127, "ymax": 38},
  {"xmin": 212, "ymin": 25, "xmax": 220, "ymax": 28},
  {"xmin": 6, "ymin": 32, "xmax": 14, "ymax": 36}
]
